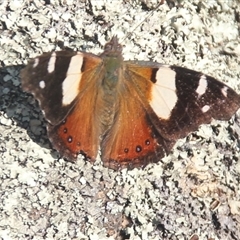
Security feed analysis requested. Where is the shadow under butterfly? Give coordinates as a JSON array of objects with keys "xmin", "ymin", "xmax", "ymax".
[{"xmin": 21, "ymin": 36, "xmax": 240, "ymax": 170}]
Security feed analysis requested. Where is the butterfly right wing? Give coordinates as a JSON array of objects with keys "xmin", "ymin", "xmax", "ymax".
[{"xmin": 101, "ymin": 61, "xmax": 240, "ymax": 170}]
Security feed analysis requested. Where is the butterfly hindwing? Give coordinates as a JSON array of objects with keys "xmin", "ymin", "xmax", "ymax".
[
  {"xmin": 47, "ymin": 87, "xmax": 101, "ymax": 162},
  {"xmin": 101, "ymin": 66, "xmax": 175, "ymax": 169}
]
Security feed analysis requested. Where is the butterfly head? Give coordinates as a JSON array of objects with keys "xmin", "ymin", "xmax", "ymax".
[{"xmin": 101, "ymin": 36, "xmax": 123, "ymax": 58}]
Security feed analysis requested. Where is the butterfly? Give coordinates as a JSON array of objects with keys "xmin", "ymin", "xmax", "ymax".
[{"xmin": 21, "ymin": 36, "xmax": 240, "ymax": 170}]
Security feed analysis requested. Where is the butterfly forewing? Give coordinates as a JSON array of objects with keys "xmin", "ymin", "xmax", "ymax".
[
  {"xmin": 125, "ymin": 62, "xmax": 240, "ymax": 140},
  {"xmin": 23, "ymin": 51, "xmax": 104, "ymax": 123}
]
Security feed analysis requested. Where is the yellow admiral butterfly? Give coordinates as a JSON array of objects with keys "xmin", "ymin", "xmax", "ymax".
[{"xmin": 21, "ymin": 36, "xmax": 240, "ymax": 170}]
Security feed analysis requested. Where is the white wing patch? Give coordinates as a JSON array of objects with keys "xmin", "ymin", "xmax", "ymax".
[
  {"xmin": 62, "ymin": 53, "xmax": 83, "ymax": 106},
  {"xmin": 39, "ymin": 80, "xmax": 45, "ymax": 89},
  {"xmin": 202, "ymin": 105, "xmax": 210, "ymax": 113},
  {"xmin": 47, "ymin": 52, "xmax": 56, "ymax": 73},
  {"xmin": 33, "ymin": 58, "xmax": 39, "ymax": 68},
  {"xmin": 150, "ymin": 66, "xmax": 177, "ymax": 120},
  {"xmin": 221, "ymin": 86, "xmax": 228, "ymax": 97},
  {"xmin": 196, "ymin": 75, "xmax": 207, "ymax": 97}
]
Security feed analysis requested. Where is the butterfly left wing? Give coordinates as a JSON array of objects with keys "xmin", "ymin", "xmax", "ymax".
[
  {"xmin": 21, "ymin": 51, "xmax": 105, "ymax": 161},
  {"xmin": 101, "ymin": 62, "xmax": 240, "ymax": 170}
]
